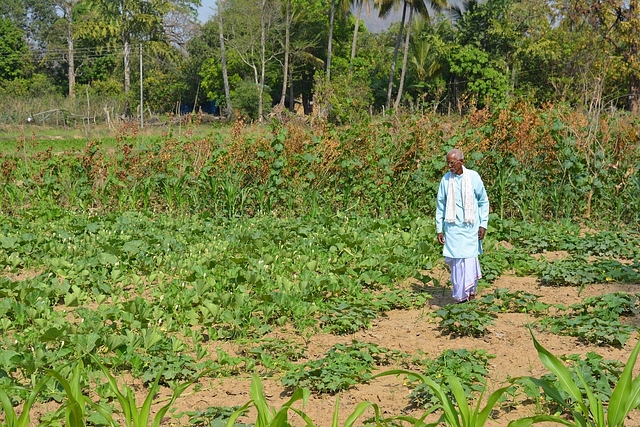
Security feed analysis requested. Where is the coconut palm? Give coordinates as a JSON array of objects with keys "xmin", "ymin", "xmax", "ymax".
[
  {"xmin": 326, "ymin": 0, "xmax": 357, "ymax": 80},
  {"xmin": 377, "ymin": 0, "xmax": 447, "ymax": 110},
  {"xmin": 350, "ymin": 0, "xmax": 371, "ymax": 67}
]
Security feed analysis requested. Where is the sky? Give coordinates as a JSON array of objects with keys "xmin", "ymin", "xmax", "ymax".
[
  {"xmin": 197, "ymin": 0, "xmax": 216, "ymax": 22},
  {"xmin": 196, "ymin": 0, "xmax": 401, "ymax": 31}
]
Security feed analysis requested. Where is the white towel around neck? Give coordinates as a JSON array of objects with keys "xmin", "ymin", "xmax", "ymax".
[{"xmin": 445, "ymin": 166, "xmax": 476, "ymax": 224}]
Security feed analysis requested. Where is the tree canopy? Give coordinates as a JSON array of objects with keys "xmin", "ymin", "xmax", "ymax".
[{"xmin": 1, "ymin": 0, "xmax": 639, "ymax": 117}]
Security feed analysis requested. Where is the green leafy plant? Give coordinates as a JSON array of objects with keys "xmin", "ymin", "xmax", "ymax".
[
  {"xmin": 373, "ymin": 289, "xmax": 431, "ymax": 311},
  {"xmin": 226, "ymin": 374, "xmax": 310, "ymax": 427},
  {"xmin": 319, "ymin": 300, "xmax": 378, "ymax": 335},
  {"xmin": 535, "ymin": 352, "xmax": 624, "ymax": 406},
  {"xmin": 241, "ymin": 338, "xmax": 305, "ymax": 375},
  {"xmin": 538, "ymin": 293, "xmax": 638, "ymax": 347},
  {"xmin": 478, "ymin": 288, "xmax": 550, "ymax": 315},
  {"xmin": 538, "ymin": 258, "xmax": 640, "ymax": 287},
  {"xmin": 186, "ymin": 406, "xmax": 248, "ymax": 427},
  {"xmin": 433, "ymin": 302, "xmax": 497, "ymax": 337},
  {"xmin": 409, "ymin": 349, "xmax": 494, "ymax": 409},
  {"xmin": 282, "ymin": 341, "xmax": 404, "ymax": 394},
  {"xmin": 508, "ymin": 332, "xmax": 640, "ymax": 427}
]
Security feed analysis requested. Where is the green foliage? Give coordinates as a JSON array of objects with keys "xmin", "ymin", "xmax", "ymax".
[
  {"xmin": 47, "ymin": 361, "xmax": 93, "ymax": 427},
  {"xmin": 231, "ymin": 80, "xmax": 272, "ymax": 120},
  {"xmin": 227, "ymin": 374, "xmax": 376, "ymax": 427},
  {"xmin": 313, "ymin": 72, "xmax": 374, "ymax": 125},
  {"xmin": 536, "ymin": 352, "xmax": 624, "ymax": 406},
  {"xmin": 281, "ymin": 341, "xmax": 404, "ymax": 394},
  {"xmin": 0, "ymin": 211, "xmax": 436, "ymax": 391},
  {"xmin": 447, "ymin": 45, "xmax": 509, "ymax": 107},
  {"xmin": 539, "ymin": 258, "xmax": 640, "ymax": 287},
  {"xmin": 186, "ymin": 406, "xmax": 249, "ymax": 427},
  {"xmin": 478, "ymin": 288, "xmax": 550, "ymax": 315},
  {"xmin": 319, "ymin": 299, "xmax": 378, "ymax": 335},
  {"xmin": 478, "ymin": 246, "xmax": 540, "ymax": 282},
  {"xmin": 409, "ymin": 349, "xmax": 494, "ymax": 409},
  {"xmin": 94, "ymin": 358, "xmax": 196, "ymax": 427},
  {"xmin": 537, "ymin": 293, "xmax": 639, "ymax": 347},
  {"xmin": 0, "ymin": 375, "xmax": 51, "ymax": 427},
  {"xmin": 509, "ymin": 332, "xmax": 640, "ymax": 427},
  {"xmin": 240, "ymin": 338, "xmax": 306, "ymax": 375},
  {"xmin": 0, "ymin": 18, "xmax": 31, "ymax": 81},
  {"xmin": 433, "ymin": 301, "xmax": 497, "ymax": 337},
  {"xmin": 376, "ymin": 368, "xmax": 510, "ymax": 427}
]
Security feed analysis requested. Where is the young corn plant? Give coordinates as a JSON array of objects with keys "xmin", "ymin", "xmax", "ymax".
[
  {"xmin": 48, "ymin": 361, "xmax": 92, "ymax": 427},
  {"xmin": 94, "ymin": 359, "xmax": 196, "ymax": 427},
  {"xmin": 508, "ymin": 332, "xmax": 640, "ymax": 427},
  {"xmin": 0, "ymin": 375, "xmax": 51, "ymax": 427},
  {"xmin": 374, "ymin": 369, "xmax": 510, "ymax": 427},
  {"xmin": 225, "ymin": 374, "xmax": 376, "ymax": 427}
]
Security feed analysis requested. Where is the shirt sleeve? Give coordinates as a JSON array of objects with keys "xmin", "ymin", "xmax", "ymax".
[
  {"xmin": 473, "ymin": 172, "xmax": 489, "ymax": 229},
  {"xmin": 435, "ymin": 175, "xmax": 447, "ymax": 233}
]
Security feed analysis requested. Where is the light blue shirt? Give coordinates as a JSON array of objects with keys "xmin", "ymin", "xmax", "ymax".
[{"xmin": 435, "ymin": 168, "xmax": 489, "ymax": 259}]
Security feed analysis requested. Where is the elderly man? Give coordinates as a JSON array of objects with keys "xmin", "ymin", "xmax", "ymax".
[{"xmin": 435, "ymin": 149, "xmax": 489, "ymax": 303}]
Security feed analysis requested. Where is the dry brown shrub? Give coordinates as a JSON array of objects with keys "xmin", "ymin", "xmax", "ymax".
[{"xmin": 217, "ymin": 122, "xmax": 271, "ymax": 183}]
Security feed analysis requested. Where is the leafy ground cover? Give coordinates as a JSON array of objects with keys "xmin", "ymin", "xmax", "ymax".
[{"xmin": 1, "ymin": 209, "xmax": 640, "ymax": 426}]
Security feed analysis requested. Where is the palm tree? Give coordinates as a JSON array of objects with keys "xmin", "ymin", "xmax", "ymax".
[
  {"xmin": 327, "ymin": 0, "xmax": 361, "ymax": 80},
  {"xmin": 376, "ymin": 0, "xmax": 447, "ymax": 110},
  {"xmin": 394, "ymin": 3, "xmax": 413, "ymax": 109},
  {"xmin": 327, "ymin": 0, "xmax": 336, "ymax": 80},
  {"xmin": 87, "ymin": 0, "xmax": 169, "ymax": 93},
  {"xmin": 350, "ymin": 0, "xmax": 371, "ymax": 69}
]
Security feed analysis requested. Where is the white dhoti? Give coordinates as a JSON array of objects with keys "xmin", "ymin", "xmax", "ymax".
[{"xmin": 445, "ymin": 257, "xmax": 482, "ymax": 302}]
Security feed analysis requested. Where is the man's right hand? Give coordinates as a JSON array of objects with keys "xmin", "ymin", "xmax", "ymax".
[{"xmin": 437, "ymin": 233, "xmax": 445, "ymax": 245}]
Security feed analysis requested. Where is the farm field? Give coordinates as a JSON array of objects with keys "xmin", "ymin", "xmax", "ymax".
[
  {"xmin": 1, "ymin": 111, "xmax": 640, "ymax": 426},
  {"xmin": 158, "ymin": 275, "xmax": 640, "ymax": 427},
  {"xmin": 2, "ymin": 209, "xmax": 640, "ymax": 426}
]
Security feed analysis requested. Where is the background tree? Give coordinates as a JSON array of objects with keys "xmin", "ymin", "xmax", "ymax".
[
  {"xmin": 217, "ymin": 0, "xmax": 232, "ymax": 116},
  {"xmin": 53, "ymin": 0, "xmax": 81, "ymax": 98},
  {"xmin": 573, "ymin": 0, "xmax": 640, "ymax": 112},
  {"xmin": 88, "ymin": 0, "xmax": 171, "ymax": 93},
  {"xmin": 0, "ymin": 18, "xmax": 31, "ymax": 82}
]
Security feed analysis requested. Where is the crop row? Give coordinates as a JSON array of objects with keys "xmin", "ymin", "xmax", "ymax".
[{"xmin": 2, "ymin": 108, "xmax": 640, "ymax": 224}]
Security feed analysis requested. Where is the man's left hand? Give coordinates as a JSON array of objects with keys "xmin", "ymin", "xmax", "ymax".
[{"xmin": 478, "ymin": 227, "xmax": 486, "ymax": 240}]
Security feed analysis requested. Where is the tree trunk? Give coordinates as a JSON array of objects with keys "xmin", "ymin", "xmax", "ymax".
[
  {"xmin": 394, "ymin": 4, "xmax": 413, "ymax": 109},
  {"xmin": 628, "ymin": 0, "xmax": 639, "ymax": 113},
  {"xmin": 386, "ymin": 1, "xmax": 407, "ymax": 111},
  {"xmin": 289, "ymin": 63, "xmax": 294, "ymax": 112},
  {"xmin": 217, "ymin": 0, "xmax": 232, "ymax": 117},
  {"xmin": 349, "ymin": 0, "xmax": 363, "ymax": 72},
  {"xmin": 123, "ymin": 35, "xmax": 131, "ymax": 93},
  {"xmin": 279, "ymin": 0, "xmax": 291, "ymax": 108},
  {"xmin": 630, "ymin": 74, "xmax": 640, "ymax": 114},
  {"xmin": 66, "ymin": 3, "xmax": 76, "ymax": 99},
  {"xmin": 258, "ymin": 0, "xmax": 267, "ymax": 122},
  {"xmin": 326, "ymin": 0, "xmax": 336, "ymax": 80}
]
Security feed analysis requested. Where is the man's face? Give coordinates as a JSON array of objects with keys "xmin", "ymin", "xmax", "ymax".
[{"xmin": 446, "ymin": 154, "xmax": 464, "ymax": 175}]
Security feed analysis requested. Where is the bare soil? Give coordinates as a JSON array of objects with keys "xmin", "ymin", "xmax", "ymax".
[{"xmin": 146, "ymin": 269, "xmax": 640, "ymax": 427}]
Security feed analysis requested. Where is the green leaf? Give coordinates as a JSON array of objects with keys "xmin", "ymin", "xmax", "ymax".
[
  {"xmin": 530, "ymin": 332, "xmax": 588, "ymax": 414},
  {"xmin": 608, "ymin": 338, "xmax": 640, "ymax": 427}
]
